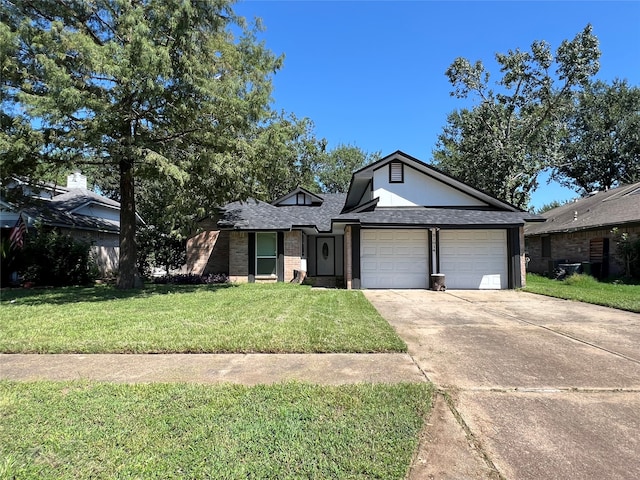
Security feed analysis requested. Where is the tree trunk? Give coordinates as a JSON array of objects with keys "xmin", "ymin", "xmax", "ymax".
[{"xmin": 117, "ymin": 158, "xmax": 139, "ymax": 289}]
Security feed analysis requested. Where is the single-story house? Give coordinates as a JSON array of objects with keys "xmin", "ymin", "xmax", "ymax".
[
  {"xmin": 1, "ymin": 172, "xmax": 124, "ymax": 274},
  {"xmin": 525, "ymin": 181, "xmax": 640, "ymax": 278},
  {"xmin": 188, "ymin": 151, "xmax": 543, "ymax": 289}
]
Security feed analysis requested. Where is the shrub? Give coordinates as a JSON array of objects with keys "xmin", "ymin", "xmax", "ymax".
[
  {"xmin": 612, "ymin": 229, "xmax": 640, "ymax": 278},
  {"xmin": 16, "ymin": 228, "xmax": 98, "ymax": 287},
  {"xmin": 152, "ymin": 273, "xmax": 229, "ymax": 285},
  {"xmin": 562, "ymin": 273, "xmax": 600, "ymax": 287}
]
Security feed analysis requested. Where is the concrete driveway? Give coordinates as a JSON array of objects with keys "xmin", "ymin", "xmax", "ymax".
[{"xmin": 364, "ymin": 290, "xmax": 640, "ymax": 480}]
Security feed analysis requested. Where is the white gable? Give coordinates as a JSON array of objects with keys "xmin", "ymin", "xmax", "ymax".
[
  {"xmin": 277, "ymin": 193, "xmax": 315, "ymax": 206},
  {"xmin": 272, "ymin": 188, "xmax": 323, "ymax": 206},
  {"xmin": 373, "ymin": 162, "xmax": 488, "ymax": 207},
  {"xmin": 73, "ymin": 203, "xmax": 120, "ymax": 223}
]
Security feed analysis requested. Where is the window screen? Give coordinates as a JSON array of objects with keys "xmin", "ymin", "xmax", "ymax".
[{"xmin": 256, "ymin": 232, "xmax": 277, "ymax": 276}]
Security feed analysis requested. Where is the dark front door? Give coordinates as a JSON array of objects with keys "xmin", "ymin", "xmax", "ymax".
[{"xmin": 316, "ymin": 237, "xmax": 335, "ymax": 276}]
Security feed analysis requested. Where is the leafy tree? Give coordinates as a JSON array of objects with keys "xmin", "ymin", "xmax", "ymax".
[
  {"xmin": 316, "ymin": 144, "xmax": 380, "ymax": 193},
  {"xmin": 432, "ymin": 25, "xmax": 600, "ymax": 208},
  {"xmin": 553, "ymin": 79, "xmax": 640, "ymax": 193},
  {"xmin": 2, "ymin": 0, "xmax": 283, "ymax": 288},
  {"xmin": 248, "ymin": 113, "xmax": 326, "ymax": 201},
  {"xmin": 136, "ymin": 224, "xmax": 185, "ymax": 277},
  {"xmin": 536, "ymin": 199, "xmax": 568, "ymax": 214},
  {"xmin": 612, "ymin": 228, "xmax": 640, "ymax": 279},
  {"xmin": 133, "ymin": 176, "xmax": 186, "ymax": 277}
]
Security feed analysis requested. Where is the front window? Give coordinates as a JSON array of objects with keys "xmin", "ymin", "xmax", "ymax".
[{"xmin": 256, "ymin": 232, "xmax": 277, "ymax": 276}]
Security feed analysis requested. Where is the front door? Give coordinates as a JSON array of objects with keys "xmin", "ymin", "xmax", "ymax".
[{"xmin": 316, "ymin": 237, "xmax": 335, "ymax": 276}]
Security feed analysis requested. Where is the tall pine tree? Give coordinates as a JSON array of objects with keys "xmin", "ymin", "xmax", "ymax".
[{"xmin": 1, "ymin": 0, "xmax": 282, "ymax": 288}]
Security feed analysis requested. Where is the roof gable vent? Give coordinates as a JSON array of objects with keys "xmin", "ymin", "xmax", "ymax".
[{"xmin": 389, "ymin": 162, "xmax": 404, "ymax": 183}]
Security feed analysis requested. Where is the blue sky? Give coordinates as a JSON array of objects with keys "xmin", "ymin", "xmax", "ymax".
[{"xmin": 234, "ymin": 1, "xmax": 640, "ymax": 210}]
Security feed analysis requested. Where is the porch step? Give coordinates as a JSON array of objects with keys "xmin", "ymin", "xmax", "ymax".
[{"xmin": 306, "ymin": 276, "xmax": 343, "ymax": 288}]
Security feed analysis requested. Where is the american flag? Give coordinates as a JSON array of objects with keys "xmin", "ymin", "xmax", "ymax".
[{"xmin": 9, "ymin": 215, "xmax": 27, "ymax": 250}]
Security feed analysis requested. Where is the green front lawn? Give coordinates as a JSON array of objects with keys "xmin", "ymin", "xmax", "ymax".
[
  {"xmin": 0, "ymin": 381, "xmax": 432, "ymax": 479},
  {"xmin": 0, "ymin": 283, "xmax": 406, "ymax": 353},
  {"xmin": 523, "ymin": 273, "xmax": 640, "ymax": 313}
]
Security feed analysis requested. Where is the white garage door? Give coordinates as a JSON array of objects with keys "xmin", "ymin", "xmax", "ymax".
[
  {"xmin": 361, "ymin": 229, "xmax": 428, "ymax": 288},
  {"xmin": 440, "ymin": 229, "xmax": 507, "ymax": 289}
]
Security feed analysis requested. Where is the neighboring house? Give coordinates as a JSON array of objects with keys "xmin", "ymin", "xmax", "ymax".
[
  {"xmin": 188, "ymin": 151, "xmax": 542, "ymax": 289},
  {"xmin": 1, "ymin": 172, "xmax": 124, "ymax": 274},
  {"xmin": 525, "ymin": 182, "xmax": 640, "ymax": 278}
]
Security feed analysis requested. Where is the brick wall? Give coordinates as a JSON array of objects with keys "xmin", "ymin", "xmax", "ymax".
[
  {"xmin": 284, "ymin": 231, "xmax": 301, "ymax": 282},
  {"xmin": 526, "ymin": 225, "xmax": 640, "ymax": 277},
  {"xmin": 186, "ymin": 230, "xmax": 229, "ymax": 275},
  {"xmin": 229, "ymin": 231, "xmax": 248, "ymax": 282}
]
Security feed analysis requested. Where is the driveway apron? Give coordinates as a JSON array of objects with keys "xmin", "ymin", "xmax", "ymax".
[{"xmin": 364, "ymin": 289, "xmax": 640, "ymax": 480}]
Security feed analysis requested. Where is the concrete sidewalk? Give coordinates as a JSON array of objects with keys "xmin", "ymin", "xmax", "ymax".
[{"xmin": 0, "ymin": 352, "xmax": 426, "ymax": 385}]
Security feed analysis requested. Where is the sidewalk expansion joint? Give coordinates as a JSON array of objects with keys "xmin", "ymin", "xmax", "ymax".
[
  {"xmin": 408, "ymin": 353, "xmax": 432, "ymax": 383},
  {"xmin": 476, "ymin": 305, "xmax": 640, "ymax": 366},
  {"xmin": 438, "ymin": 387, "xmax": 506, "ymax": 480},
  {"xmin": 459, "ymin": 386, "xmax": 640, "ymax": 394}
]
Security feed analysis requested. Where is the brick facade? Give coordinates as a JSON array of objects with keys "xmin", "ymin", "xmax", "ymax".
[
  {"xmin": 526, "ymin": 225, "xmax": 640, "ymax": 277},
  {"xmin": 228, "ymin": 231, "xmax": 248, "ymax": 282},
  {"xmin": 186, "ymin": 230, "xmax": 229, "ymax": 275},
  {"xmin": 284, "ymin": 231, "xmax": 302, "ymax": 282}
]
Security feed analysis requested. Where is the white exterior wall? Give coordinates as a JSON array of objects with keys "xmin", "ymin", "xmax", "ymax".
[
  {"xmin": 74, "ymin": 204, "xmax": 120, "ymax": 223},
  {"xmin": 373, "ymin": 165, "xmax": 487, "ymax": 207},
  {"xmin": 64, "ymin": 228, "xmax": 120, "ymax": 275}
]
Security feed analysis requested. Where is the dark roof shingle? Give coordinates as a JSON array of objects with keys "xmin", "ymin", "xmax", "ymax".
[
  {"xmin": 218, "ymin": 194, "xmax": 346, "ymax": 232},
  {"xmin": 337, "ymin": 208, "xmax": 538, "ymax": 227},
  {"xmin": 525, "ymin": 182, "xmax": 640, "ymax": 236}
]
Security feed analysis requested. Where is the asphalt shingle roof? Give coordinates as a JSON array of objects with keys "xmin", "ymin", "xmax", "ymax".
[
  {"xmin": 49, "ymin": 189, "xmax": 121, "ymax": 210},
  {"xmin": 11, "ymin": 188, "xmax": 122, "ymax": 234},
  {"xmin": 525, "ymin": 182, "xmax": 640, "ymax": 236},
  {"xmin": 22, "ymin": 200, "xmax": 120, "ymax": 233},
  {"xmin": 338, "ymin": 208, "xmax": 538, "ymax": 227},
  {"xmin": 218, "ymin": 194, "xmax": 346, "ymax": 232},
  {"xmin": 218, "ymin": 193, "xmax": 539, "ymax": 231}
]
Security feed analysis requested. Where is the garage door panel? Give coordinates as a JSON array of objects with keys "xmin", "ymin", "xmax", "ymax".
[
  {"xmin": 362, "ymin": 245, "xmax": 377, "ymax": 256},
  {"xmin": 395, "ymin": 246, "xmax": 413, "ymax": 256},
  {"xmin": 440, "ymin": 229, "xmax": 507, "ymax": 289},
  {"xmin": 361, "ymin": 229, "xmax": 428, "ymax": 289},
  {"xmin": 379, "ymin": 262, "xmax": 395, "ymax": 271},
  {"xmin": 361, "ymin": 260, "xmax": 379, "ymax": 271}
]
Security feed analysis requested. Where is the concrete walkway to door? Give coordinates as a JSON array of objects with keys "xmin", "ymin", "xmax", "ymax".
[{"xmin": 364, "ymin": 289, "xmax": 640, "ymax": 480}]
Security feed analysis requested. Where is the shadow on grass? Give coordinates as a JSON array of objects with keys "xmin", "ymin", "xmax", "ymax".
[
  {"xmin": 0, "ymin": 283, "xmax": 237, "ymax": 306},
  {"xmin": 602, "ymin": 276, "xmax": 640, "ymax": 286}
]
